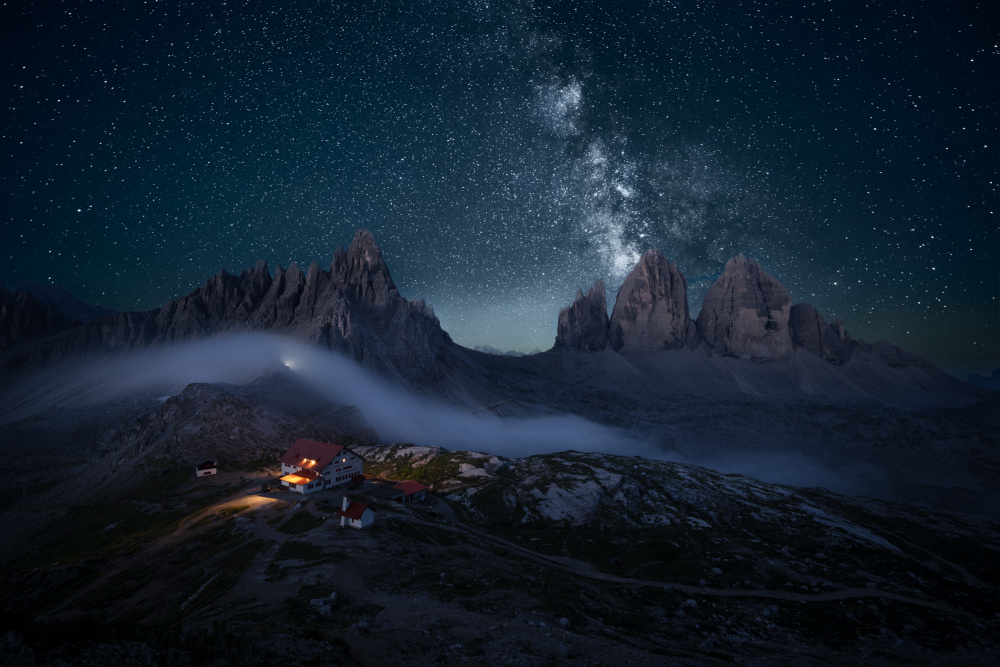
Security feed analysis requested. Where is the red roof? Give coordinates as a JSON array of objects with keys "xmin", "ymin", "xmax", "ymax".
[
  {"xmin": 279, "ymin": 438, "xmax": 345, "ymax": 471},
  {"xmin": 394, "ymin": 480, "xmax": 427, "ymax": 496},
  {"xmin": 337, "ymin": 502, "xmax": 373, "ymax": 520}
]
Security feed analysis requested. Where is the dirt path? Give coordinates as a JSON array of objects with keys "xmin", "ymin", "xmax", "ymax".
[
  {"xmin": 420, "ymin": 505, "xmax": 971, "ymax": 617},
  {"xmin": 40, "ymin": 484, "xmax": 290, "ymax": 621},
  {"xmin": 151, "ymin": 484, "xmax": 285, "ymax": 546}
]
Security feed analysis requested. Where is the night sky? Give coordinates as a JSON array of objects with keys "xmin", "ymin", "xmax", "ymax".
[{"xmin": 2, "ymin": 1, "xmax": 997, "ymax": 375}]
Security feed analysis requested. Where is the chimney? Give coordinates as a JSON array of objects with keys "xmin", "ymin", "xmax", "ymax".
[{"xmin": 342, "ymin": 495, "xmax": 349, "ymax": 512}]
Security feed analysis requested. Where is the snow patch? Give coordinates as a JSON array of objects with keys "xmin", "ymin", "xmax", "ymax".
[
  {"xmin": 800, "ymin": 504, "xmax": 902, "ymax": 553},
  {"xmin": 458, "ymin": 463, "xmax": 490, "ymax": 478},
  {"xmin": 532, "ymin": 480, "xmax": 603, "ymax": 523}
]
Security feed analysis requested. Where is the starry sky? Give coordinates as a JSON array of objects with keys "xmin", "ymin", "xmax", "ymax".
[{"xmin": 2, "ymin": 1, "xmax": 997, "ymax": 375}]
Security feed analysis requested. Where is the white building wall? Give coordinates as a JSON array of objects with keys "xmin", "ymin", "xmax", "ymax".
[
  {"xmin": 281, "ymin": 478, "xmax": 324, "ymax": 494},
  {"xmin": 345, "ymin": 508, "xmax": 375, "ymax": 529},
  {"xmin": 320, "ymin": 449, "xmax": 365, "ymax": 487}
]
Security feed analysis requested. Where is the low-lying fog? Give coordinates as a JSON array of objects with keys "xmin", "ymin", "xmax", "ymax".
[
  {"xmin": 0, "ymin": 334, "xmax": 653, "ymax": 459},
  {"xmin": 3, "ymin": 333, "xmax": 955, "ymax": 505},
  {"xmin": 0, "ymin": 334, "xmax": 996, "ymax": 515}
]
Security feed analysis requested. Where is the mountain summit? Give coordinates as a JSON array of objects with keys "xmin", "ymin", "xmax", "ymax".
[
  {"xmin": 554, "ymin": 250, "xmax": 945, "ymax": 380},
  {"xmin": 554, "ymin": 279, "xmax": 609, "ymax": 351},
  {"xmin": 695, "ymin": 254, "xmax": 793, "ymax": 359},
  {"xmin": 609, "ymin": 249, "xmax": 696, "ymax": 353},
  {"xmin": 3, "ymin": 230, "xmax": 451, "ymax": 382}
]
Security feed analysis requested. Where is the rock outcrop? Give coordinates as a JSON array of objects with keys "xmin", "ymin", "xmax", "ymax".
[
  {"xmin": 5, "ymin": 230, "xmax": 453, "ymax": 383},
  {"xmin": 0, "ymin": 281, "xmax": 70, "ymax": 350},
  {"xmin": 853, "ymin": 339, "xmax": 934, "ymax": 370},
  {"xmin": 554, "ymin": 280, "xmax": 609, "ymax": 351},
  {"xmin": 12, "ymin": 279, "xmax": 116, "ymax": 324},
  {"xmin": 1, "ymin": 277, "xmax": 116, "ymax": 351},
  {"xmin": 608, "ymin": 250, "xmax": 695, "ymax": 353},
  {"xmin": 788, "ymin": 303, "xmax": 851, "ymax": 364},
  {"xmin": 695, "ymin": 255, "xmax": 792, "ymax": 359}
]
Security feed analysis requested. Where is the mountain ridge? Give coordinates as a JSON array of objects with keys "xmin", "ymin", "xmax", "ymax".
[
  {"xmin": 0, "ymin": 230, "xmax": 976, "ymax": 408},
  {"xmin": 556, "ymin": 250, "xmax": 937, "ymax": 376},
  {"xmin": 2, "ymin": 230, "xmax": 454, "ymax": 384}
]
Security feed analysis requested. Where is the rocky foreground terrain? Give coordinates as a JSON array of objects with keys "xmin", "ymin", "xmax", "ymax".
[{"xmin": 0, "ymin": 408, "xmax": 998, "ymax": 666}]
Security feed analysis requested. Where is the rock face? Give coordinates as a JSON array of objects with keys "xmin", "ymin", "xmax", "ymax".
[
  {"xmin": 853, "ymin": 339, "xmax": 934, "ymax": 370},
  {"xmin": 0, "ymin": 282, "xmax": 70, "ymax": 350},
  {"xmin": 788, "ymin": 303, "xmax": 852, "ymax": 364},
  {"xmin": 6, "ymin": 230, "xmax": 453, "ymax": 382},
  {"xmin": 0, "ymin": 277, "xmax": 116, "ymax": 351},
  {"xmin": 12, "ymin": 279, "xmax": 116, "ymax": 324},
  {"xmin": 554, "ymin": 280, "xmax": 609, "ymax": 351},
  {"xmin": 695, "ymin": 255, "xmax": 792, "ymax": 359},
  {"xmin": 608, "ymin": 250, "xmax": 695, "ymax": 353}
]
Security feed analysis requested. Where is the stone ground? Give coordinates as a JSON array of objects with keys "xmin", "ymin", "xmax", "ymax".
[{"xmin": 0, "ymin": 457, "xmax": 997, "ymax": 666}]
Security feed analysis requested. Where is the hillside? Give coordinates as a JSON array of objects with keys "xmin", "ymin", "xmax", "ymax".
[{"xmin": 1, "ymin": 441, "xmax": 997, "ymax": 665}]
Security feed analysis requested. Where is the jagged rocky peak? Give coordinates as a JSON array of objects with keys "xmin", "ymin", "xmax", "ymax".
[
  {"xmin": 609, "ymin": 249, "xmax": 694, "ymax": 353},
  {"xmin": 4, "ymin": 230, "xmax": 456, "ymax": 385},
  {"xmin": 788, "ymin": 303, "xmax": 851, "ymax": 364},
  {"xmin": 331, "ymin": 229, "xmax": 400, "ymax": 309},
  {"xmin": 696, "ymin": 254, "xmax": 792, "ymax": 359},
  {"xmin": 554, "ymin": 279, "xmax": 609, "ymax": 351}
]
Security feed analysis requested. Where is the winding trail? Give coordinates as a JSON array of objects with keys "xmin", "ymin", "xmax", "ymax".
[{"xmin": 424, "ymin": 500, "xmax": 971, "ymax": 617}]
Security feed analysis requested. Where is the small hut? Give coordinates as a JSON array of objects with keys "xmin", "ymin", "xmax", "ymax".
[
  {"xmin": 195, "ymin": 459, "xmax": 218, "ymax": 478},
  {"xmin": 393, "ymin": 480, "xmax": 428, "ymax": 502},
  {"xmin": 337, "ymin": 495, "xmax": 375, "ymax": 529}
]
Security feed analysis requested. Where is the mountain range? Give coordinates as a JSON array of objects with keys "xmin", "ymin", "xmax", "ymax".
[
  {"xmin": 1, "ymin": 230, "xmax": 996, "ymax": 516},
  {"xmin": 0, "ymin": 230, "xmax": 974, "ymax": 405}
]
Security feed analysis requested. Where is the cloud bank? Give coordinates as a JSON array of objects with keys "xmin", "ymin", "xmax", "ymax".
[{"xmin": 1, "ymin": 334, "xmax": 652, "ymax": 460}]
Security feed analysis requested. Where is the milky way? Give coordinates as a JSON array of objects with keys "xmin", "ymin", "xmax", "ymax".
[{"xmin": 2, "ymin": 1, "xmax": 996, "ymax": 373}]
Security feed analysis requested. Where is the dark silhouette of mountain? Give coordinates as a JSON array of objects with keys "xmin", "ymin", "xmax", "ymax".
[
  {"xmin": 11, "ymin": 279, "xmax": 116, "ymax": 324},
  {"xmin": 2, "ymin": 231, "xmax": 452, "ymax": 384},
  {"xmin": 0, "ymin": 231, "xmax": 979, "ymax": 408},
  {"xmin": 555, "ymin": 250, "xmax": 937, "ymax": 373},
  {"xmin": 1, "ymin": 233, "xmax": 996, "ymax": 520},
  {"xmin": 968, "ymin": 369, "xmax": 1000, "ymax": 392},
  {"xmin": 554, "ymin": 279, "xmax": 609, "ymax": 351},
  {"xmin": 1, "ymin": 278, "xmax": 73, "ymax": 349}
]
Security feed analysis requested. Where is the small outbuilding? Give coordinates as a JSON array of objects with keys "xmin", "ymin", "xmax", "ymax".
[
  {"xmin": 393, "ymin": 480, "xmax": 428, "ymax": 502},
  {"xmin": 195, "ymin": 459, "xmax": 217, "ymax": 478},
  {"xmin": 337, "ymin": 495, "xmax": 375, "ymax": 529}
]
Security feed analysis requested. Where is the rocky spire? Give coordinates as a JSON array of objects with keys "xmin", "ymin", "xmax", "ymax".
[
  {"xmin": 695, "ymin": 255, "xmax": 792, "ymax": 359},
  {"xmin": 608, "ymin": 249, "xmax": 695, "ymax": 353},
  {"xmin": 331, "ymin": 229, "xmax": 400, "ymax": 312},
  {"xmin": 554, "ymin": 280, "xmax": 609, "ymax": 351},
  {"xmin": 788, "ymin": 302, "xmax": 851, "ymax": 364}
]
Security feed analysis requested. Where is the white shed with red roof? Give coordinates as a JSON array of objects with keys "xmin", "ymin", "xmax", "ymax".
[
  {"xmin": 337, "ymin": 495, "xmax": 375, "ymax": 529},
  {"xmin": 278, "ymin": 438, "xmax": 364, "ymax": 494}
]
